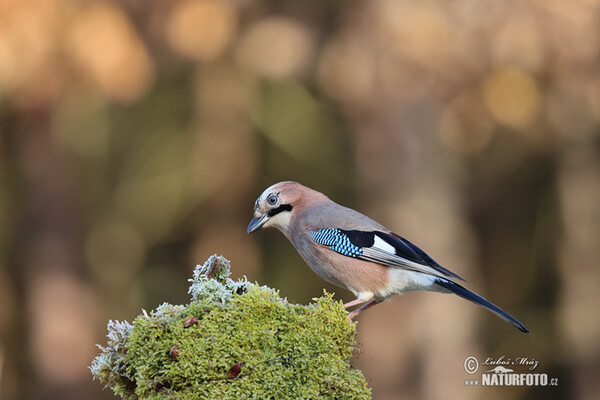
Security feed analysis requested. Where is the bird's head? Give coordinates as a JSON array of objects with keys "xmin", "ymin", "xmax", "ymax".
[{"xmin": 247, "ymin": 181, "xmax": 301, "ymax": 234}]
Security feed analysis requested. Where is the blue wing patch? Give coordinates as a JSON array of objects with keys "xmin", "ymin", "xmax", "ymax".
[{"xmin": 308, "ymin": 228, "xmax": 363, "ymax": 257}]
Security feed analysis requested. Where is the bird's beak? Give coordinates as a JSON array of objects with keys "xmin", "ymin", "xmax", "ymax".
[{"xmin": 247, "ymin": 213, "xmax": 269, "ymax": 233}]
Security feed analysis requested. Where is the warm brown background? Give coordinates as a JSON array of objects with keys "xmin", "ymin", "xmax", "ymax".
[{"xmin": 1, "ymin": 0, "xmax": 599, "ymax": 399}]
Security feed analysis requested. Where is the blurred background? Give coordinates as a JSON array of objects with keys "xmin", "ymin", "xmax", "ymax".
[{"xmin": 1, "ymin": 0, "xmax": 599, "ymax": 399}]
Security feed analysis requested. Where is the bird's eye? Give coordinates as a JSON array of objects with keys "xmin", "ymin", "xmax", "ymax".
[{"xmin": 267, "ymin": 194, "xmax": 278, "ymax": 205}]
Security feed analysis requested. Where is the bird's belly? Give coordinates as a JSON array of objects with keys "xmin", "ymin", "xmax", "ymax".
[
  {"xmin": 377, "ymin": 268, "xmax": 439, "ymax": 298},
  {"xmin": 294, "ymin": 241, "xmax": 391, "ymax": 297}
]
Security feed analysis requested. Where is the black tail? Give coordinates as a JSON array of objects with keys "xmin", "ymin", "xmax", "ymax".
[{"xmin": 434, "ymin": 278, "xmax": 529, "ymax": 334}]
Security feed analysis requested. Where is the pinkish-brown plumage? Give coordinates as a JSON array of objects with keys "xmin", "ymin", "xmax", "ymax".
[{"xmin": 247, "ymin": 181, "xmax": 529, "ymax": 332}]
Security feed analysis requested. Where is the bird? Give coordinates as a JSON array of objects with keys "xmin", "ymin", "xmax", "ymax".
[{"xmin": 247, "ymin": 181, "xmax": 529, "ymax": 333}]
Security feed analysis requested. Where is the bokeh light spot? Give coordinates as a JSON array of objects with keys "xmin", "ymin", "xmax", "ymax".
[
  {"xmin": 237, "ymin": 16, "xmax": 314, "ymax": 80},
  {"xmin": 166, "ymin": 0, "xmax": 237, "ymax": 62},
  {"xmin": 483, "ymin": 67, "xmax": 542, "ymax": 129},
  {"xmin": 67, "ymin": 2, "xmax": 154, "ymax": 102}
]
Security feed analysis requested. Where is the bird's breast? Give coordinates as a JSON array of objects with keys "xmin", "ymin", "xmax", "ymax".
[{"xmin": 290, "ymin": 230, "xmax": 392, "ymax": 298}]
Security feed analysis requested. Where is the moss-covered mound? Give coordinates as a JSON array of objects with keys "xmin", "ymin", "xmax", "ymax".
[{"xmin": 90, "ymin": 255, "xmax": 371, "ymax": 399}]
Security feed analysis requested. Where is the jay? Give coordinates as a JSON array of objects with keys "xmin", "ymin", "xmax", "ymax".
[{"xmin": 247, "ymin": 181, "xmax": 528, "ymax": 333}]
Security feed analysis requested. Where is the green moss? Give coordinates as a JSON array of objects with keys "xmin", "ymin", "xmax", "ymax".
[{"xmin": 91, "ymin": 255, "xmax": 371, "ymax": 399}]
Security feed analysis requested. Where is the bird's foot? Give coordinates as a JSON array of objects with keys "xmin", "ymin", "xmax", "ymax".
[
  {"xmin": 343, "ymin": 298, "xmax": 367, "ymax": 309},
  {"xmin": 345, "ymin": 299, "xmax": 380, "ymax": 323}
]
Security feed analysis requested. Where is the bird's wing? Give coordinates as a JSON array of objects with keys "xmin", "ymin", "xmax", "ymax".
[{"xmin": 308, "ymin": 228, "xmax": 466, "ymax": 282}]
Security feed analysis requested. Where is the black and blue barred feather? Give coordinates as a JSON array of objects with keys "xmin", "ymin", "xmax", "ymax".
[{"xmin": 308, "ymin": 228, "xmax": 363, "ymax": 257}]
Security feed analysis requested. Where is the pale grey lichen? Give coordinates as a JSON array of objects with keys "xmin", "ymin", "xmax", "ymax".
[
  {"xmin": 90, "ymin": 320, "xmax": 135, "ymax": 397},
  {"xmin": 188, "ymin": 254, "xmax": 278, "ymax": 304},
  {"xmin": 152, "ymin": 303, "xmax": 185, "ymax": 324}
]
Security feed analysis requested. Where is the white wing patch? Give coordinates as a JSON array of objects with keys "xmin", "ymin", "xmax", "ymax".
[{"xmin": 373, "ymin": 235, "xmax": 397, "ymax": 254}]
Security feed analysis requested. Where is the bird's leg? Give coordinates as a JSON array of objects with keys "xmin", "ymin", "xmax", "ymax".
[
  {"xmin": 346, "ymin": 299, "xmax": 380, "ymax": 321},
  {"xmin": 343, "ymin": 298, "xmax": 367, "ymax": 309}
]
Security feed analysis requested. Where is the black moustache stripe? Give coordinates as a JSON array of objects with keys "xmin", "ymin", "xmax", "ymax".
[{"xmin": 267, "ymin": 204, "xmax": 293, "ymax": 217}]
